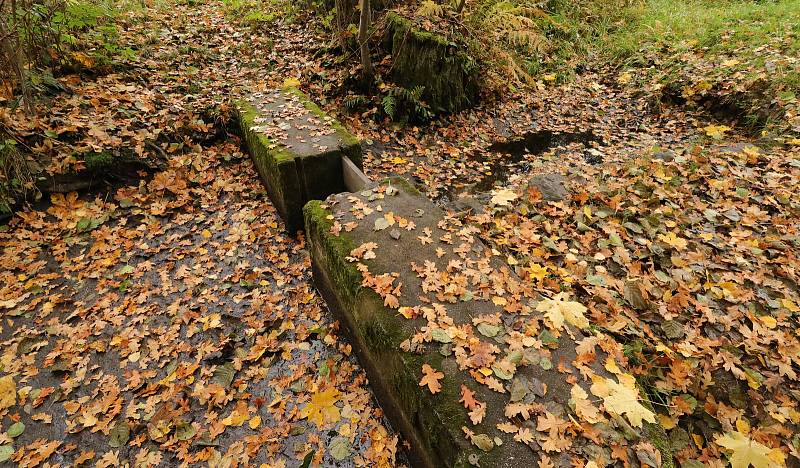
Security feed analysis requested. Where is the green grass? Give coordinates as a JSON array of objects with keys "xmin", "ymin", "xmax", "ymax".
[
  {"xmin": 541, "ymin": 0, "xmax": 800, "ymax": 130},
  {"xmin": 601, "ymin": 0, "xmax": 799, "ymax": 57}
]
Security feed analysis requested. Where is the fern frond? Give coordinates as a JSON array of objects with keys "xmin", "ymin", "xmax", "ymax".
[
  {"xmin": 344, "ymin": 94, "xmax": 367, "ymax": 108},
  {"xmin": 382, "ymin": 95, "xmax": 396, "ymax": 118},
  {"xmin": 480, "ymin": 1, "xmax": 548, "ymax": 53},
  {"xmin": 417, "ymin": 0, "xmax": 445, "ymax": 18}
]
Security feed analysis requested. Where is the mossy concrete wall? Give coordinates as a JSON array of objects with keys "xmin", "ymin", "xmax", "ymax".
[
  {"xmin": 385, "ymin": 13, "xmax": 479, "ymax": 114},
  {"xmin": 304, "ymin": 178, "xmax": 673, "ymax": 467},
  {"xmin": 235, "ymin": 87, "xmax": 362, "ymax": 232}
]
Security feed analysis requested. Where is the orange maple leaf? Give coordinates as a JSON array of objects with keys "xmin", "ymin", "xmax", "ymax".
[{"xmin": 419, "ymin": 364, "xmax": 444, "ymax": 394}]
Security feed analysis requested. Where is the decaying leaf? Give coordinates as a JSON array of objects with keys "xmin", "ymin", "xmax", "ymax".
[{"xmin": 536, "ymin": 293, "xmax": 590, "ymax": 330}]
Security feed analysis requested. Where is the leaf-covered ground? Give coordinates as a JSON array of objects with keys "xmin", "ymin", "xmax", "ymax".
[
  {"xmin": 0, "ymin": 3, "xmax": 400, "ymax": 466},
  {"xmin": 342, "ymin": 74, "xmax": 799, "ymax": 465},
  {"xmin": 1, "ymin": 0, "xmax": 799, "ymax": 466}
]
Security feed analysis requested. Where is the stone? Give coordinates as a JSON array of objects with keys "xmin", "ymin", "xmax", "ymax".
[
  {"xmin": 235, "ymin": 87, "xmax": 362, "ymax": 232},
  {"xmin": 653, "ymin": 150, "xmax": 675, "ymax": 162},
  {"xmin": 584, "ymin": 148, "xmax": 605, "ymax": 165},
  {"xmin": 527, "ymin": 173, "xmax": 569, "ymax": 202},
  {"xmin": 304, "ymin": 178, "xmax": 672, "ymax": 468}
]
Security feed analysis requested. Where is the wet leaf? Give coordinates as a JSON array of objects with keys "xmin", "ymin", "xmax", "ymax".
[
  {"xmin": 0, "ymin": 445, "xmax": 13, "ymax": 463},
  {"xmin": 0, "ymin": 376, "xmax": 15, "ymax": 410},
  {"xmin": 108, "ymin": 422, "xmax": 130, "ymax": 448},
  {"xmin": 329, "ymin": 436, "xmax": 352, "ymax": 461},
  {"xmin": 7, "ymin": 422, "xmax": 24, "ymax": 438},
  {"xmin": 419, "ymin": 364, "xmax": 444, "ymax": 394}
]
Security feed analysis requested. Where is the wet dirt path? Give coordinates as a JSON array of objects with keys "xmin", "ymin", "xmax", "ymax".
[{"xmin": 0, "ymin": 139, "xmax": 400, "ymax": 466}]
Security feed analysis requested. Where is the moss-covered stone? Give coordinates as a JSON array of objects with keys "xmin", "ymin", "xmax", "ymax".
[
  {"xmin": 235, "ymin": 87, "xmax": 362, "ymax": 232},
  {"xmin": 384, "ymin": 12, "xmax": 479, "ymax": 114},
  {"xmin": 83, "ymin": 151, "xmax": 115, "ymax": 173}
]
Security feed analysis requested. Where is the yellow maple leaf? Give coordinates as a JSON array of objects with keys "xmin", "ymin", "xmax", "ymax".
[
  {"xmin": 536, "ymin": 292, "xmax": 589, "ymax": 330},
  {"xmin": 528, "ymin": 263, "xmax": 548, "ymax": 282},
  {"xmin": 300, "ymin": 388, "xmax": 341, "ymax": 427},
  {"xmin": 658, "ymin": 232, "xmax": 688, "ymax": 251},
  {"xmin": 704, "ymin": 124, "xmax": 731, "ymax": 139},
  {"xmin": 715, "ymin": 431, "xmax": 776, "ymax": 468},
  {"xmin": 0, "ymin": 375, "xmax": 15, "ymax": 410},
  {"xmin": 590, "ymin": 373, "xmax": 655, "ymax": 428},
  {"xmin": 490, "ymin": 189, "xmax": 518, "ymax": 207}
]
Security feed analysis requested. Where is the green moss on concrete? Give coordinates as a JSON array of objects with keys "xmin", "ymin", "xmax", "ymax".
[
  {"xmin": 386, "ymin": 13, "xmax": 450, "ymax": 47},
  {"xmin": 236, "ymin": 88, "xmax": 364, "ymax": 231},
  {"xmin": 303, "ymin": 200, "xmax": 362, "ymax": 301},
  {"xmin": 385, "ymin": 12, "xmax": 479, "ymax": 114},
  {"xmin": 362, "ymin": 319, "xmax": 404, "ymax": 352},
  {"xmin": 382, "ymin": 176, "xmax": 422, "ymax": 196},
  {"xmin": 392, "ymin": 352, "xmax": 475, "ymax": 466},
  {"xmin": 235, "ymin": 99, "xmax": 296, "ymax": 164},
  {"xmin": 235, "ymin": 98, "xmax": 303, "ymax": 231}
]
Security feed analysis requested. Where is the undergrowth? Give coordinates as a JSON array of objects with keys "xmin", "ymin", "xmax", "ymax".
[
  {"xmin": 547, "ymin": 0, "xmax": 800, "ymax": 132},
  {"xmin": 1, "ymin": 0, "xmax": 138, "ymax": 110},
  {"xmin": 0, "ymin": 133, "xmax": 34, "ymax": 218}
]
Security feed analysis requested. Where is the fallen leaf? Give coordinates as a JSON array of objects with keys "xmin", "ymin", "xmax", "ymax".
[
  {"xmin": 300, "ymin": 388, "xmax": 341, "ymax": 427},
  {"xmin": 715, "ymin": 431, "xmax": 773, "ymax": 468},
  {"xmin": 537, "ymin": 293, "xmax": 589, "ymax": 330},
  {"xmin": 490, "ymin": 189, "xmax": 518, "ymax": 207},
  {"xmin": 590, "ymin": 374, "xmax": 655, "ymax": 428},
  {"xmin": 419, "ymin": 364, "xmax": 444, "ymax": 394},
  {"xmin": 0, "ymin": 376, "xmax": 15, "ymax": 410}
]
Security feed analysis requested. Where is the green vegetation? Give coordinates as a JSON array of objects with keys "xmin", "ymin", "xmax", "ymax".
[
  {"xmin": 591, "ymin": 0, "xmax": 799, "ymax": 64},
  {"xmin": 357, "ymin": 0, "xmax": 797, "ymax": 129},
  {"xmin": 220, "ymin": 0, "xmax": 302, "ymax": 26},
  {"xmin": 0, "ymin": 137, "xmax": 32, "ymax": 217},
  {"xmin": 1, "ymin": 0, "xmax": 137, "ymax": 109},
  {"xmin": 544, "ymin": 0, "xmax": 800, "ymax": 130}
]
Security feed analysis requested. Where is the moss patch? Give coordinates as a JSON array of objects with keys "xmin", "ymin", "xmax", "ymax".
[{"xmin": 384, "ymin": 12, "xmax": 479, "ymax": 114}]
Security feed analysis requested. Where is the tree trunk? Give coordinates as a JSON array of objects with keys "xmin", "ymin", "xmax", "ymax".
[
  {"xmin": 334, "ymin": 0, "xmax": 348, "ymax": 50},
  {"xmin": 357, "ymin": 0, "xmax": 373, "ymax": 80}
]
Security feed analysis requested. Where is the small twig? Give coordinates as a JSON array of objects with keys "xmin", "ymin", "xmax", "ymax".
[{"xmin": 145, "ymin": 140, "xmax": 169, "ymax": 166}]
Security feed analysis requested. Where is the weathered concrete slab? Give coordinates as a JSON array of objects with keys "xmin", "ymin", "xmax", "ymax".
[
  {"xmin": 235, "ymin": 87, "xmax": 362, "ymax": 232},
  {"xmin": 342, "ymin": 155, "xmax": 371, "ymax": 192},
  {"xmin": 304, "ymin": 179, "xmax": 671, "ymax": 468}
]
